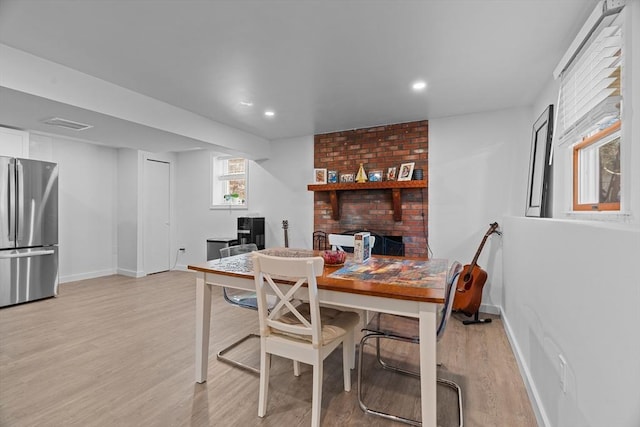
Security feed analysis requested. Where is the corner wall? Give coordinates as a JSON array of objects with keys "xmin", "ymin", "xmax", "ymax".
[{"xmin": 429, "ymin": 107, "xmax": 532, "ymax": 313}]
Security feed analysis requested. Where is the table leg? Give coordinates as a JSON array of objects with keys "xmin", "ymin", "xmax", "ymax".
[
  {"xmin": 419, "ymin": 303, "xmax": 438, "ymax": 427},
  {"xmin": 195, "ymin": 275, "xmax": 212, "ymax": 383}
]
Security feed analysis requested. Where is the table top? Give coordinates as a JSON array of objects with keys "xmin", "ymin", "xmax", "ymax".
[{"xmin": 188, "ymin": 248, "xmax": 447, "ymax": 304}]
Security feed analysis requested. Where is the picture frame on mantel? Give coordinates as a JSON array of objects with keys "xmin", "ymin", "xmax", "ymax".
[
  {"xmin": 387, "ymin": 167, "xmax": 397, "ymax": 181},
  {"xmin": 526, "ymin": 104, "xmax": 554, "ymax": 217},
  {"xmin": 314, "ymin": 168, "xmax": 327, "ymax": 184},
  {"xmin": 398, "ymin": 162, "xmax": 415, "ymax": 181}
]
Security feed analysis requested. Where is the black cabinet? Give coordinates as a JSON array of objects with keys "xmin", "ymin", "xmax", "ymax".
[{"xmin": 237, "ymin": 217, "xmax": 265, "ymax": 249}]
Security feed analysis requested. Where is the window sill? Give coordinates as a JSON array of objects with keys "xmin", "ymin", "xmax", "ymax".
[
  {"xmin": 210, "ymin": 204, "xmax": 248, "ymax": 210},
  {"xmin": 562, "ymin": 210, "xmax": 632, "ymax": 223}
]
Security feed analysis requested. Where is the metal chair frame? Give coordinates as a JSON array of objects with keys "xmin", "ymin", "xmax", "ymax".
[
  {"xmin": 357, "ymin": 262, "xmax": 464, "ymax": 426},
  {"xmin": 216, "ymin": 243, "xmax": 264, "ymax": 374}
]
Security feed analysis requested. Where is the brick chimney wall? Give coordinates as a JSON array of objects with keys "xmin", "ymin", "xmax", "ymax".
[{"xmin": 313, "ymin": 120, "xmax": 428, "ymax": 257}]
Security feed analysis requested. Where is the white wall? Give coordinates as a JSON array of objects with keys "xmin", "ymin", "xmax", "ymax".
[
  {"xmin": 30, "ymin": 133, "xmax": 118, "ymax": 282},
  {"xmin": 175, "ymin": 135, "xmax": 314, "ymax": 269},
  {"xmin": 429, "ymin": 107, "xmax": 531, "ymax": 313},
  {"xmin": 117, "ymin": 148, "xmax": 142, "ymax": 277},
  {"xmin": 502, "ymin": 217, "xmax": 640, "ymax": 427}
]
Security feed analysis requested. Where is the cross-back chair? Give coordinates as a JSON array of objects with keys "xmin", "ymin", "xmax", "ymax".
[{"xmin": 252, "ymin": 252, "xmax": 360, "ymax": 427}]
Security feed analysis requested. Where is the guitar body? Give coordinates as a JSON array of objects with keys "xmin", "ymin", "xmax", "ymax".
[{"xmin": 453, "ymin": 264, "xmax": 488, "ymax": 315}]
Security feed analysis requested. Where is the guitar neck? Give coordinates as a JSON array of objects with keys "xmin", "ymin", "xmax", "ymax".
[
  {"xmin": 282, "ymin": 220, "xmax": 289, "ymax": 248},
  {"xmin": 468, "ymin": 222, "xmax": 499, "ymax": 269},
  {"xmin": 469, "ymin": 235, "xmax": 489, "ymax": 269}
]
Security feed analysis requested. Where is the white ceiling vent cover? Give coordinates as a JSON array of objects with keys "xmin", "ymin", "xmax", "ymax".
[{"xmin": 42, "ymin": 117, "xmax": 93, "ymax": 131}]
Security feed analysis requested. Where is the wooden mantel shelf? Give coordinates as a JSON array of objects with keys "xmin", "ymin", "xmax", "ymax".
[{"xmin": 307, "ymin": 179, "xmax": 427, "ymax": 221}]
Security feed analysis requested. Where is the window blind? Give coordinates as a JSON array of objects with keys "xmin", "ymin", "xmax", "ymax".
[{"xmin": 556, "ymin": 8, "xmax": 623, "ymax": 146}]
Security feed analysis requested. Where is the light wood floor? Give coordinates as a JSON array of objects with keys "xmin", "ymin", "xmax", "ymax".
[{"xmin": 0, "ymin": 271, "xmax": 537, "ymax": 426}]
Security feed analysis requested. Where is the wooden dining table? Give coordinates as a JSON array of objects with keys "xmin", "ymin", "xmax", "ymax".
[{"xmin": 188, "ymin": 248, "xmax": 448, "ymax": 427}]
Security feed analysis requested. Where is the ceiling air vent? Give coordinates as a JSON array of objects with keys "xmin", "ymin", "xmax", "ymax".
[{"xmin": 42, "ymin": 117, "xmax": 93, "ymax": 131}]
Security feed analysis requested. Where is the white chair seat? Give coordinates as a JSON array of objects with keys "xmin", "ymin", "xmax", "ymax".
[{"xmin": 274, "ymin": 304, "xmax": 360, "ymax": 345}]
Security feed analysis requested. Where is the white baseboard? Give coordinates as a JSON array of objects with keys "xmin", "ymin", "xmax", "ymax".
[
  {"xmin": 479, "ymin": 303, "xmax": 501, "ymax": 315},
  {"xmin": 59, "ymin": 268, "xmax": 116, "ymax": 284},
  {"xmin": 501, "ymin": 311, "xmax": 550, "ymax": 427},
  {"xmin": 117, "ymin": 268, "xmax": 145, "ymax": 278}
]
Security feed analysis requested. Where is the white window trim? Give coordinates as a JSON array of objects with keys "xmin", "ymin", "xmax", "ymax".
[{"xmin": 210, "ymin": 155, "xmax": 249, "ymax": 210}]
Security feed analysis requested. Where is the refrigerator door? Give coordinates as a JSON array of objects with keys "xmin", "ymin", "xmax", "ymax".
[
  {"xmin": 15, "ymin": 159, "xmax": 58, "ymax": 248},
  {"xmin": 0, "ymin": 156, "xmax": 16, "ymax": 250},
  {"xmin": 0, "ymin": 246, "xmax": 59, "ymax": 307}
]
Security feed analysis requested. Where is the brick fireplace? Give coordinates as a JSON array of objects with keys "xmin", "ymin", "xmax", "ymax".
[{"xmin": 312, "ymin": 120, "xmax": 428, "ymax": 257}]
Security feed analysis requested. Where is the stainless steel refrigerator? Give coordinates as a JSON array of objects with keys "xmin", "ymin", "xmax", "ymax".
[{"xmin": 0, "ymin": 156, "xmax": 59, "ymax": 307}]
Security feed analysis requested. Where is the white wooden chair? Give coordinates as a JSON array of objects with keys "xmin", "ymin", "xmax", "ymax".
[
  {"xmin": 328, "ymin": 233, "xmax": 376, "ymax": 255},
  {"xmin": 252, "ymin": 252, "xmax": 360, "ymax": 427}
]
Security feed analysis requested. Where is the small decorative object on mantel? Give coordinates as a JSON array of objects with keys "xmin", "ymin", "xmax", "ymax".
[
  {"xmin": 387, "ymin": 167, "xmax": 397, "ymax": 181},
  {"xmin": 412, "ymin": 168, "xmax": 424, "ymax": 180},
  {"xmin": 356, "ymin": 163, "xmax": 368, "ymax": 183},
  {"xmin": 327, "ymin": 170, "xmax": 338, "ymax": 183},
  {"xmin": 398, "ymin": 162, "xmax": 415, "ymax": 181},
  {"xmin": 313, "ymin": 168, "xmax": 327, "ymax": 184},
  {"xmin": 340, "ymin": 173, "xmax": 355, "ymax": 183},
  {"xmin": 368, "ymin": 170, "xmax": 383, "ymax": 182}
]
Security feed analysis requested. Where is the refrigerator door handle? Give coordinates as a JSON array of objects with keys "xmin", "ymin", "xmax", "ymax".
[
  {"xmin": 16, "ymin": 161, "xmax": 24, "ymax": 243},
  {"xmin": 0, "ymin": 249, "xmax": 55, "ymax": 259},
  {"xmin": 7, "ymin": 160, "xmax": 16, "ymax": 244}
]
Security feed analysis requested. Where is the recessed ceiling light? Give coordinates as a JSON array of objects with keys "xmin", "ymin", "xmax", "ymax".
[
  {"xmin": 239, "ymin": 101, "xmax": 253, "ymax": 107},
  {"xmin": 264, "ymin": 110, "xmax": 275, "ymax": 117},
  {"xmin": 412, "ymin": 81, "xmax": 427, "ymax": 91}
]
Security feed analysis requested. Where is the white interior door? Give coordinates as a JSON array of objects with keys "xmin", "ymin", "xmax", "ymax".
[{"xmin": 144, "ymin": 159, "xmax": 170, "ymax": 274}]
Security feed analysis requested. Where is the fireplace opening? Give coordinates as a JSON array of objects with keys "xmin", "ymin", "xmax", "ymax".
[{"xmin": 340, "ymin": 230, "xmax": 405, "ymax": 257}]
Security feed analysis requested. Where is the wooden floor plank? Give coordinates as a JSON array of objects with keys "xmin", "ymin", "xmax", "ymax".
[{"xmin": 0, "ymin": 271, "xmax": 536, "ymax": 426}]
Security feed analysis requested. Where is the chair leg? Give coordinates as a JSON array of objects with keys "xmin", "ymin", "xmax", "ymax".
[
  {"xmin": 374, "ymin": 334, "xmax": 419, "ymax": 378},
  {"xmin": 357, "ymin": 332, "xmax": 421, "ymax": 426},
  {"xmin": 438, "ymin": 377, "xmax": 464, "ymax": 427},
  {"xmin": 342, "ymin": 335, "xmax": 352, "ymax": 391},
  {"xmin": 216, "ymin": 333, "xmax": 261, "ymax": 374},
  {"xmin": 311, "ymin": 357, "xmax": 323, "ymax": 427},
  {"xmin": 258, "ymin": 351, "xmax": 270, "ymax": 418},
  {"xmin": 293, "ymin": 360, "xmax": 301, "ymax": 377},
  {"xmin": 358, "ymin": 332, "xmax": 464, "ymax": 427}
]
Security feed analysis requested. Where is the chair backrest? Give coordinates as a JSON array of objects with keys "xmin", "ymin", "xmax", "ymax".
[
  {"xmin": 312, "ymin": 231, "xmax": 328, "ymax": 250},
  {"xmin": 220, "ymin": 243, "xmax": 258, "ymax": 258},
  {"xmin": 252, "ymin": 252, "xmax": 325, "ymax": 346},
  {"xmin": 328, "ymin": 234, "xmax": 376, "ymax": 255},
  {"xmin": 436, "ymin": 261, "xmax": 463, "ymax": 340}
]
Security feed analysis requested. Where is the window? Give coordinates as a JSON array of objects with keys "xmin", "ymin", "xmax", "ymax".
[
  {"xmin": 573, "ymin": 121, "xmax": 620, "ymax": 210},
  {"xmin": 211, "ymin": 155, "xmax": 248, "ymax": 209},
  {"xmin": 555, "ymin": 1, "xmax": 625, "ymax": 213}
]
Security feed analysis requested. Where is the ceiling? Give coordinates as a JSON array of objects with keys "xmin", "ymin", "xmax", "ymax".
[{"xmin": 0, "ymin": 0, "xmax": 597, "ymax": 153}]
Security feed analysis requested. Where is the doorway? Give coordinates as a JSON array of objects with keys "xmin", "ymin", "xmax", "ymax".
[{"xmin": 144, "ymin": 159, "xmax": 170, "ymax": 274}]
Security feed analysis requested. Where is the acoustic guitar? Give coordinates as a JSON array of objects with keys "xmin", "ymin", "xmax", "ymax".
[
  {"xmin": 453, "ymin": 222, "xmax": 500, "ymax": 317},
  {"xmin": 282, "ymin": 220, "xmax": 289, "ymax": 248}
]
